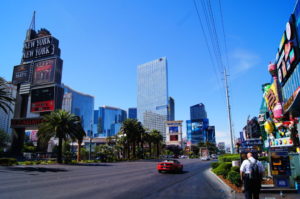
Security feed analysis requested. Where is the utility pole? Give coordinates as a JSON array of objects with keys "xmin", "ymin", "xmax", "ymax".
[
  {"xmin": 224, "ymin": 69, "xmax": 234, "ymax": 154},
  {"xmin": 89, "ymin": 123, "xmax": 93, "ymax": 160}
]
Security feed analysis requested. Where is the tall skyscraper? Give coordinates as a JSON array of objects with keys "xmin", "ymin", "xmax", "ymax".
[
  {"xmin": 168, "ymin": 97, "xmax": 175, "ymax": 121},
  {"xmin": 186, "ymin": 118, "xmax": 209, "ymax": 146},
  {"xmin": 137, "ymin": 57, "xmax": 169, "ymax": 138},
  {"xmin": 62, "ymin": 84, "xmax": 95, "ymax": 135},
  {"xmin": 128, "ymin": 107, "xmax": 137, "ymax": 119},
  {"xmin": 94, "ymin": 106, "xmax": 127, "ymax": 137},
  {"xmin": 190, "ymin": 103, "xmax": 207, "ymax": 120}
]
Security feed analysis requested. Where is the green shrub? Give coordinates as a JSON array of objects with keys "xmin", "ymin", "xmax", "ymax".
[
  {"xmin": 211, "ymin": 162, "xmax": 220, "ymax": 169},
  {"xmin": 258, "ymin": 156, "xmax": 269, "ymax": 162},
  {"xmin": 227, "ymin": 171, "xmax": 241, "ymax": 187},
  {"xmin": 24, "ymin": 161, "xmax": 33, "ymax": 165},
  {"xmin": 0, "ymin": 158, "xmax": 17, "ymax": 166},
  {"xmin": 218, "ymin": 154, "xmax": 240, "ymax": 163},
  {"xmin": 230, "ymin": 166, "xmax": 240, "ymax": 173},
  {"xmin": 64, "ymin": 151, "xmax": 72, "ymax": 164},
  {"xmin": 213, "ymin": 162, "xmax": 232, "ymax": 177}
]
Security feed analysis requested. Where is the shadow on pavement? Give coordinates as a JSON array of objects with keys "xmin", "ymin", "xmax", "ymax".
[
  {"xmin": 8, "ymin": 167, "xmax": 68, "ymax": 173},
  {"xmin": 158, "ymin": 170, "xmax": 189, "ymax": 175},
  {"xmin": 70, "ymin": 163, "xmax": 113, "ymax": 166}
]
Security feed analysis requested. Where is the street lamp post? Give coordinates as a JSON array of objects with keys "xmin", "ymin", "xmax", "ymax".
[{"xmin": 89, "ymin": 123, "xmax": 93, "ymax": 160}]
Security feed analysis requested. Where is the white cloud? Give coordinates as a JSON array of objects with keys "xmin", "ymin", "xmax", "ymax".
[{"xmin": 230, "ymin": 49, "xmax": 260, "ymax": 77}]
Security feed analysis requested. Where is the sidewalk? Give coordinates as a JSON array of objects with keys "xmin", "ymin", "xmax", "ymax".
[
  {"xmin": 209, "ymin": 169, "xmax": 300, "ymax": 199},
  {"xmin": 235, "ymin": 192, "xmax": 300, "ymax": 199}
]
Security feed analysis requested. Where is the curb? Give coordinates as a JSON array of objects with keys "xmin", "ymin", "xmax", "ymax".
[
  {"xmin": 208, "ymin": 168, "xmax": 237, "ymax": 197},
  {"xmin": 209, "ymin": 168, "xmax": 298, "ymax": 194}
]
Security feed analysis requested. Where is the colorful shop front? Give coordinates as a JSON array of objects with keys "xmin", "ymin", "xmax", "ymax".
[{"xmin": 259, "ymin": 7, "xmax": 300, "ymax": 189}]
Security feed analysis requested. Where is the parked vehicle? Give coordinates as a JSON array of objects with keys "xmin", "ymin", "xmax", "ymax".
[
  {"xmin": 200, "ymin": 156, "xmax": 210, "ymax": 161},
  {"xmin": 157, "ymin": 159, "xmax": 183, "ymax": 173}
]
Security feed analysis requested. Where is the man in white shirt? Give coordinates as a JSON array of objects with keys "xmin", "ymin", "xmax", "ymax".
[{"xmin": 240, "ymin": 152, "xmax": 264, "ymax": 199}]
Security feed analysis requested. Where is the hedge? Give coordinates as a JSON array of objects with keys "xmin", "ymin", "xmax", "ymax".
[
  {"xmin": 218, "ymin": 154, "xmax": 240, "ymax": 163},
  {"xmin": 0, "ymin": 158, "xmax": 17, "ymax": 166},
  {"xmin": 230, "ymin": 166, "xmax": 240, "ymax": 173},
  {"xmin": 212, "ymin": 162, "xmax": 232, "ymax": 177},
  {"xmin": 258, "ymin": 156, "xmax": 269, "ymax": 162},
  {"xmin": 211, "ymin": 162, "xmax": 220, "ymax": 169},
  {"xmin": 227, "ymin": 171, "xmax": 241, "ymax": 187}
]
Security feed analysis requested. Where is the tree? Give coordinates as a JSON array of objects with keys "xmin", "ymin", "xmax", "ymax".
[
  {"xmin": 37, "ymin": 110, "xmax": 86, "ymax": 163},
  {"xmin": 198, "ymin": 141, "xmax": 218, "ymax": 154},
  {"xmin": 0, "ymin": 129, "xmax": 10, "ymax": 152},
  {"xmin": 165, "ymin": 145, "xmax": 182, "ymax": 156},
  {"xmin": 120, "ymin": 119, "xmax": 145, "ymax": 159},
  {"xmin": 0, "ymin": 77, "xmax": 15, "ymax": 114},
  {"xmin": 150, "ymin": 130, "xmax": 163, "ymax": 158}
]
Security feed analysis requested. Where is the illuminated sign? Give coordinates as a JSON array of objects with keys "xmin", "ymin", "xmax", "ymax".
[
  {"xmin": 31, "ymin": 100, "xmax": 55, "ymax": 112},
  {"xmin": 283, "ymin": 87, "xmax": 300, "ymax": 113},
  {"xmin": 282, "ymin": 61, "xmax": 287, "ymax": 78},
  {"xmin": 278, "ymin": 68, "xmax": 283, "ymax": 83},
  {"xmin": 12, "ymin": 64, "xmax": 32, "ymax": 84},
  {"xmin": 22, "ymin": 36, "xmax": 60, "ymax": 62},
  {"xmin": 264, "ymin": 83, "xmax": 278, "ymax": 111},
  {"xmin": 277, "ymin": 51, "xmax": 284, "ymax": 69},
  {"xmin": 169, "ymin": 126, "xmax": 178, "ymax": 134},
  {"xmin": 32, "ymin": 58, "xmax": 62, "ymax": 86},
  {"xmin": 11, "ymin": 117, "xmax": 44, "ymax": 128},
  {"xmin": 284, "ymin": 42, "xmax": 292, "ymax": 60},
  {"xmin": 279, "ymin": 33, "xmax": 286, "ymax": 50},
  {"xmin": 170, "ymin": 135, "xmax": 178, "ymax": 141},
  {"xmin": 286, "ymin": 22, "xmax": 292, "ymax": 40},
  {"xmin": 31, "ymin": 87, "xmax": 55, "ymax": 112}
]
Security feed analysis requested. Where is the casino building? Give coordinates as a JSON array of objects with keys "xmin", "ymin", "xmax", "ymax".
[
  {"xmin": 10, "ymin": 15, "xmax": 64, "ymax": 156},
  {"xmin": 239, "ymin": 1, "xmax": 300, "ymax": 189}
]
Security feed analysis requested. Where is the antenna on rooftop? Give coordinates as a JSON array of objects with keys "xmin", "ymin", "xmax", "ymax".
[{"xmin": 29, "ymin": 11, "xmax": 36, "ymax": 31}]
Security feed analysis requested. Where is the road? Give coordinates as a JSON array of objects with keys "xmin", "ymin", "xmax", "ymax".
[{"xmin": 0, "ymin": 159, "xmax": 232, "ymax": 199}]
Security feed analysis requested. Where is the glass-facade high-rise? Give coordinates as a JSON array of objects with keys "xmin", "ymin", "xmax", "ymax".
[
  {"xmin": 207, "ymin": 126, "xmax": 216, "ymax": 144},
  {"xmin": 94, "ymin": 106, "xmax": 127, "ymax": 137},
  {"xmin": 190, "ymin": 103, "xmax": 207, "ymax": 120},
  {"xmin": 168, "ymin": 97, "xmax": 175, "ymax": 121},
  {"xmin": 62, "ymin": 84, "xmax": 95, "ymax": 135},
  {"xmin": 128, "ymin": 108, "xmax": 137, "ymax": 119},
  {"xmin": 137, "ymin": 57, "xmax": 169, "ymax": 138},
  {"xmin": 186, "ymin": 118, "xmax": 209, "ymax": 146}
]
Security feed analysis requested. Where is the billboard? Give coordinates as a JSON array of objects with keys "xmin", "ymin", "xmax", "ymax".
[
  {"xmin": 11, "ymin": 117, "xmax": 44, "ymax": 128},
  {"xmin": 170, "ymin": 135, "xmax": 178, "ymax": 141},
  {"xmin": 31, "ymin": 87, "xmax": 55, "ymax": 112},
  {"xmin": 276, "ymin": 15, "xmax": 299, "ymax": 86},
  {"xmin": 25, "ymin": 130, "xmax": 38, "ymax": 142},
  {"xmin": 32, "ymin": 58, "xmax": 62, "ymax": 85},
  {"xmin": 12, "ymin": 64, "xmax": 31, "ymax": 84},
  {"xmin": 169, "ymin": 126, "xmax": 178, "ymax": 134},
  {"xmin": 22, "ymin": 35, "xmax": 60, "ymax": 62}
]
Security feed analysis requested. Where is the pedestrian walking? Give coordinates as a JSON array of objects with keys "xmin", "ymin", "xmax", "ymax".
[{"xmin": 240, "ymin": 152, "xmax": 264, "ymax": 199}]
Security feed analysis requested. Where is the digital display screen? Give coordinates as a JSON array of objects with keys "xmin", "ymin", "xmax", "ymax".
[
  {"xmin": 169, "ymin": 126, "xmax": 178, "ymax": 134},
  {"xmin": 170, "ymin": 135, "xmax": 178, "ymax": 141},
  {"xmin": 33, "ymin": 59, "xmax": 56, "ymax": 85},
  {"xmin": 12, "ymin": 64, "xmax": 31, "ymax": 84},
  {"xmin": 31, "ymin": 87, "xmax": 55, "ymax": 112}
]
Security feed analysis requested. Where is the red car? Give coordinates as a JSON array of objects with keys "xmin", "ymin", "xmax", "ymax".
[{"xmin": 157, "ymin": 159, "xmax": 183, "ymax": 173}]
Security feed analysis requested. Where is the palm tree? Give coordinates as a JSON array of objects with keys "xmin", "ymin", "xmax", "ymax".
[
  {"xmin": 37, "ymin": 110, "xmax": 86, "ymax": 163},
  {"xmin": 150, "ymin": 130, "xmax": 163, "ymax": 158},
  {"xmin": 120, "ymin": 119, "xmax": 145, "ymax": 159},
  {"xmin": 0, "ymin": 77, "xmax": 15, "ymax": 114}
]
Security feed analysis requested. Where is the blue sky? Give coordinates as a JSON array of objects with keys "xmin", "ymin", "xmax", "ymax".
[{"xmin": 0, "ymin": 0, "xmax": 296, "ymax": 145}]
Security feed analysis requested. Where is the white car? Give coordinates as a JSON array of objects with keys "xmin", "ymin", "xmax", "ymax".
[{"xmin": 200, "ymin": 156, "xmax": 210, "ymax": 161}]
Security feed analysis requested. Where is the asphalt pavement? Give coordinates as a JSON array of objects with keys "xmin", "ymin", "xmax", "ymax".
[{"xmin": 0, "ymin": 159, "xmax": 231, "ymax": 199}]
